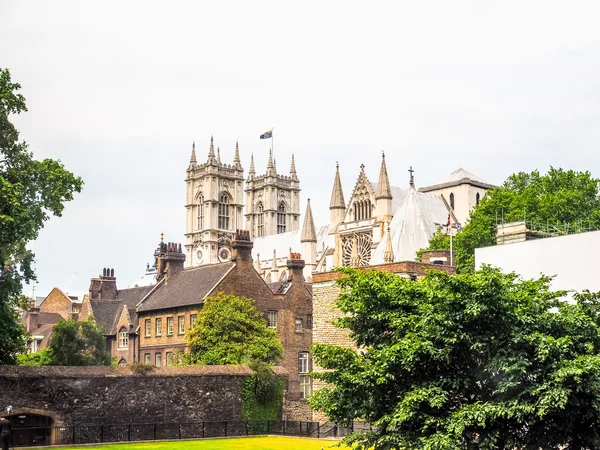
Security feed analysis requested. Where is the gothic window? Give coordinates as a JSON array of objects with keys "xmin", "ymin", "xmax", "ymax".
[
  {"xmin": 257, "ymin": 202, "xmax": 264, "ymax": 237},
  {"xmin": 450, "ymin": 192, "xmax": 455, "ymax": 210},
  {"xmin": 197, "ymin": 194, "xmax": 204, "ymax": 230},
  {"xmin": 476, "ymin": 192, "xmax": 480, "ymax": 205},
  {"xmin": 341, "ymin": 232, "xmax": 373, "ymax": 267},
  {"xmin": 277, "ymin": 202, "xmax": 287, "ymax": 234},
  {"xmin": 218, "ymin": 193, "xmax": 230, "ymax": 230},
  {"xmin": 118, "ymin": 327, "xmax": 128, "ymax": 348},
  {"xmin": 118, "ymin": 358, "xmax": 127, "ymax": 366},
  {"xmin": 353, "ymin": 199, "xmax": 372, "ymax": 221}
]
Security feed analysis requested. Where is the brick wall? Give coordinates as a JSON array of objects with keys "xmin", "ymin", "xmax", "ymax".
[{"xmin": 39, "ymin": 288, "xmax": 73, "ymax": 321}]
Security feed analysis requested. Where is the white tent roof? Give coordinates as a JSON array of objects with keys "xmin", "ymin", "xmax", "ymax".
[
  {"xmin": 252, "ymin": 225, "xmax": 329, "ymax": 264},
  {"xmin": 371, "ymin": 188, "xmax": 449, "ymax": 264}
]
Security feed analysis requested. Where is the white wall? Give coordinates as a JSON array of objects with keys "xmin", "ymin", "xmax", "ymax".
[{"xmin": 475, "ymin": 230, "xmax": 600, "ymax": 294}]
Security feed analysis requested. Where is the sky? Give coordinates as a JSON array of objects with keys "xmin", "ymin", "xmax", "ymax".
[{"xmin": 2, "ymin": 0, "xmax": 600, "ymax": 298}]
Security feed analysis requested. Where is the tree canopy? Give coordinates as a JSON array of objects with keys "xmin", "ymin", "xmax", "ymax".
[
  {"xmin": 0, "ymin": 68, "xmax": 83, "ymax": 363},
  {"xmin": 311, "ymin": 267, "xmax": 600, "ymax": 449},
  {"xmin": 47, "ymin": 319, "xmax": 111, "ymax": 366},
  {"xmin": 419, "ymin": 168, "xmax": 600, "ymax": 273},
  {"xmin": 186, "ymin": 293, "xmax": 283, "ymax": 365}
]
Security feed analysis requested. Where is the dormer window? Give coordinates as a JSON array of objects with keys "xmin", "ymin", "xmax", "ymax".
[{"xmin": 118, "ymin": 327, "xmax": 128, "ymax": 348}]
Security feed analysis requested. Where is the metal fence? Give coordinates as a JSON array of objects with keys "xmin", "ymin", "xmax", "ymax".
[{"xmin": 10, "ymin": 420, "xmax": 365, "ymax": 447}]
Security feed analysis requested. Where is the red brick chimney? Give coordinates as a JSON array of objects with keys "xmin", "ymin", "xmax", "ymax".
[
  {"xmin": 232, "ymin": 230, "xmax": 253, "ymax": 264},
  {"xmin": 88, "ymin": 268, "xmax": 118, "ymax": 300},
  {"xmin": 156, "ymin": 241, "xmax": 186, "ymax": 282},
  {"xmin": 286, "ymin": 252, "xmax": 306, "ymax": 283}
]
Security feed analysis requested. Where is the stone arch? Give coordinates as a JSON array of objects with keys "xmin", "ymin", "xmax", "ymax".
[{"xmin": 7, "ymin": 407, "xmax": 63, "ymax": 426}]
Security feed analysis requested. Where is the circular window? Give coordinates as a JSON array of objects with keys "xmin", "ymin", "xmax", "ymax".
[
  {"xmin": 218, "ymin": 247, "xmax": 231, "ymax": 262},
  {"xmin": 196, "ymin": 249, "xmax": 203, "ymax": 261}
]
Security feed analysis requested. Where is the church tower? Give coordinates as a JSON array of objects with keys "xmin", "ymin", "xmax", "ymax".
[
  {"xmin": 245, "ymin": 151, "xmax": 300, "ymax": 238},
  {"xmin": 185, "ymin": 138, "xmax": 245, "ymax": 267}
]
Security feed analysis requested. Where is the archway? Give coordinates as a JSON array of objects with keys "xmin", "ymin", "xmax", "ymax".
[{"xmin": 6, "ymin": 411, "xmax": 56, "ymax": 447}]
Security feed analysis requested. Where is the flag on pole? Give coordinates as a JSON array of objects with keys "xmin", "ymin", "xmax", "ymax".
[
  {"xmin": 260, "ymin": 129, "xmax": 273, "ymax": 139},
  {"xmin": 446, "ymin": 214, "xmax": 451, "ymax": 227}
]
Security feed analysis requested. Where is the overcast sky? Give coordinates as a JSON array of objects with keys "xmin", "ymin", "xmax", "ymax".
[{"xmin": 2, "ymin": 1, "xmax": 600, "ymax": 298}]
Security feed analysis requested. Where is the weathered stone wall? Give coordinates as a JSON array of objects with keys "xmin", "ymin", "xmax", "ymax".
[{"xmin": 0, "ymin": 366, "xmax": 254, "ymax": 425}]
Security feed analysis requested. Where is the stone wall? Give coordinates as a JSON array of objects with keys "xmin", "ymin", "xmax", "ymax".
[{"xmin": 0, "ymin": 366, "xmax": 254, "ymax": 426}]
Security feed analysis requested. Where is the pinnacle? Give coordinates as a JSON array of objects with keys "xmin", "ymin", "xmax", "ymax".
[
  {"xmin": 383, "ymin": 222, "xmax": 394, "ymax": 263},
  {"xmin": 330, "ymin": 162, "xmax": 346, "ymax": 210},
  {"xmin": 233, "ymin": 141, "xmax": 241, "ymax": 167},
  {"xmin": 216, "ymin": 147, "xmax": 222, "ymax": 164},
  {"xmin": 208, "ymin": 135, "xmax": 216, "ymax": 163},
  {"xmin": 249, "ymin": 153, "xmax": 256, "ymax": 174},
  {"xmin": 290, "ymin": 153, "xmax": 297, "ymax": 176},
  {"xmin": 301, "ymin": 199, "xmax": 317, "ymax": 243},
  {"xmin": 376, "ymin": 152, "xmax": 392, "ymax": 199},
  {"xmin": 189, "ymin": 140, "xmax": 197, "ymax": 164}
]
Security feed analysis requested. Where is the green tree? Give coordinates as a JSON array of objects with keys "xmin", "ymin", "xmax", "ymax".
[
  {"xmin": 0, "ymin": 68, "xmax": 83, "ymax": 363},
  {"xmin": 48, "ymin": 319, "xmax": 111, "ymax": 366},
  {"xmin": 187, "ymin": 293, "xmax": 283, "ymax": 365},
  {"xmin": 311, "ymin": 267, "xmax": 600, "ymax": 449},
  {"xmin": 420, "ymin": 168, "xmax": 600, "ymax": 273},
  {"xmin": 17, "ymin": 348, "xmax": 53, "ymax": 366}
]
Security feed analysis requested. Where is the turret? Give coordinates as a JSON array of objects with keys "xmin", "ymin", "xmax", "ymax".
[
  {"xmin": 375, "ymin": 152, "xmax": 393, "ymax": 223},
  {"xmin": 289, "ymin": 153, "xmax": 298, "ymax": 180},
  {"xmin": 329, "ymin": 162, "xmax": 346, "ymax": 233},
  {"xmin": 300, "ymin": 199, "xmax": 317, "ymax": 281}
]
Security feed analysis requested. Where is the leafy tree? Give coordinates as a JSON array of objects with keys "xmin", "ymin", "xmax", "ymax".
[
  {"xmin": 0, "ymin": 68, "xmax": 83, "ymax": 363},
  {"xmin": 187, "ymin": 293, "xmax": 283, "ymax": 365},
  {"xmin": 419, "ymin": 168, "xmax": 600, "ymax": 273},
  {"xmin": 17, "ymin": 348, "xmax": 53, "ymax": 366},
  {"xmin": 48, "ymin": 319, "xmax": 111, "ymax": 366},
  {"xmin": 311, "ymin": 267, "xmax": 600, "ymax": 449}
]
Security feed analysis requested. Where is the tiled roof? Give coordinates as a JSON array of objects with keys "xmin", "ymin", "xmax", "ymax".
[
  {"xmin": 116, "ymin": 286, "xmax": 154, "ymax": 309},
  {"xmin": 137, "ymin": 263, "xmax": 235, "ymax": 312},
  {"xmin": 90, "ymin": 301, "xmax": 122, "ymax": 335},
  {"xmin": 37, "ymin": 312, "xmax": 63, "ymax": 325}
]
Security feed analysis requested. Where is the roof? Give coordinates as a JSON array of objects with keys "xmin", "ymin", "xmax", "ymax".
[
  {"xmin": 137, "ymin": 263, "xmax": 235, "ymax": 312},
  {"xmin": 370, "ymin": 183, "xmax": 408, "ymax": 213},
  {"xmin": 371, "ymin": 188, "xmax": 450, "ymax": 264},
  {"xmin": 267, "ymin": 281, "xmax": 292, "ymax": 295},
  {"xmin": 252, "ymin": 225, "xmax": 329, "ymax": 264},
  {"xmin": 419, "ymin": 168, "xmax": 495, "ymax": 192},
  {"xmin": 116, "ymin": 285, "xmax": 154, "ymax": 309},
  {"xmin": 37, "ymin": 312, "xmax": 63, "ymax": 325},
  {"xmin": 90, "ymin": 301, "xmax": 123, "ymax": 335}
]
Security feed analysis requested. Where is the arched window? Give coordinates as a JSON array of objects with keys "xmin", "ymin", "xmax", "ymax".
[
  {"xmin": 366, "ymin": 200, "xmax": 372, "ymax": 219},
  {"xmin": 353, "ymin": 203, "xmax": 358, "ymax": 221},
  {"xmin": 353, "ymin": 199, "xmax": 372, "ymax": 221},
  {"xmin": 118, "ymin": 327, "xmax": 128, "ymax": 349},
  {"xmin": 450, "ymin": 192, "xmax": 455, "ymax": 210},
  {"xmin": 197, "ymin": 194, "xmax": 204, "ymax": 230},
  {"xmin": 257, "ymin": 202, "xmax": 264, "ymax": 237},
  {"xmin": 476, "ymin": 192, "xmax": 480, "ymax": 205},
  {"xmin": 277, "ymin": 202, "xmax": 287, "ymax": 234},
  {"xmin": 218, "ymin": 193, "xmax": 230, "ymax": 230}
]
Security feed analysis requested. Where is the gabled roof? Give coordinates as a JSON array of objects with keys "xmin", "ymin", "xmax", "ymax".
[
  {"xmin": 419, "ymin": 168, "xmax": 495, "ymax": 192},
  {"xmin": 89, "ymin": 301, "xmax": 122, "ymax": 335},
  {"xmin": 371, "ymin": 188, "xmax": 450, "ymax": 264},
  {"xmin": 37, "ymin": 312, "xmax": 63, "ymax": 325},
  {"xmin": 137, "ymin": 262, "xmax": 235, "ymax": 312},
  {"xmin": 370, "ymin": 183, "xmax": 408, "ymax": 215}
]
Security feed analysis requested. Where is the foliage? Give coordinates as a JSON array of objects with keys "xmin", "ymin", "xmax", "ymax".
[
  {"xmin": 48, "ymin": 319, "xmax": 111, "ymax": 366},
  {"xmin": 242, "ymin": 361, "xmax": 284, "ymax": 424},
  {"xmin": 186, "ymin": 293, "xmax": 283, "ymax": 365},
  {"xmin": 0, "ymin": 68, "xmax": 83, "ymax": 363},
  {"xmin": 310, "ymin": 267, "xmax": 600, "ymax": 449},
  {"xmin": 17, "ymin": 348, "xmax": 53, "ymax": 366},
  {"xmin": 419, "ymin": 168, "xmax": 600, "ymax": 273},
  {"xmin": 129, "ymin": 362, "xmax": 154, "ymax": 375},
  {"xmin": 415, "ymin": 228, "xmax": 450, "ymax": 261}
]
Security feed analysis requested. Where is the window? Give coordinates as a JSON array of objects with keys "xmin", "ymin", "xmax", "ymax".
[
  {"xmin": 300, "ymin": 375, "xmax": 312, "ymax": 400},
  {"xmin": 118, "ymin": 327, "xmax": 128, "ymax": 348},
  {"xmin": 144, "ymin": 319, "xmax": 151, "ymax": 337},
  {"xmin": 190, "ymin": 314, "xmax": 197, "ymax": 329},
  {"xmin": 476, "ymin": 192, "xmax": 480, "ymax": 205},
  {"xmin": 267, "ymin": 310, "xmax": 278, "ymax": 329},
  {"xmin": 178, "ymin": 316, "xmax": 185, "ymax": 335},
  {"xmin": 298, "ymin": 352, "xmax": 310, "ymax": 374},
  {"xmin": 306, "ymin": 314, "xmax": 313, "ymax": 329},
  {"xmin": 353, "ymin": 200, "xmax": 372, "ymax": 221},
  {"xmin": 167, "ymin": 317, "xmax": 174, "ymax": 336},
  {"xmin": 295, "ymin": 318, "xmax": 303, "ymax": 333},
  {"xmin": 144, "ymin": 353, "xmax": 151, "ymax": 364},
  {"xmin": 277, "ymin": 202, "xmax": 286, "ymax": 233},
  {"xmin": 156, "ymin": 318, "xmax": 162, "ymax": 337},
  {"xmin": 218, "ymin": 193, "xmax": 230, "ymax": 230},
  {"xmin": 166, "ymin": 352, "xmax": 173, "ymax": 366},
  {"xmin": 155, "ymin": 353, "xmax": 162, "ymax": 367},
  {"xmin": 197, "ymin": 195, "xmax": 204, "ymax": 229},
  {"xmin": 118, "ymin": 358, "xmax": 127, "ymax": 366},
  {"xmin": 450, "ymin": 192, "xmax": 455, "ymax": 210},
  {"xmin": 257, "ymin": 202, "xmax": 264, "ymax": 237}
]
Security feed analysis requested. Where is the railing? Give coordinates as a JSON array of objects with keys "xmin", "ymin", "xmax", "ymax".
[{"xmin": 10, "ymin": 420, "xmax": 365, "ymax": 447}]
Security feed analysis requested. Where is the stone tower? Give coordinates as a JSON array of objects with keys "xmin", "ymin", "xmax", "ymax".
[
  {"xmin": 245, "ymin": 150, "xmax": 300, "ymax": 238},
  {"xmin": 185, "ymin": 138, "xmax": 245, "ymax": 267}
]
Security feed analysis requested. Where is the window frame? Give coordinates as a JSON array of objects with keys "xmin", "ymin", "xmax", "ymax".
[
  {"xmin": 190, "ymin": 314, "xmax": 197, "ymax": 329},
  {"xmin": 267, "ymin": 310, "xmax": 278, "ymax": 329},
  {"xmin": 295, "ymin": 318, "xmax": 303, "ymax": 333},
  {"xmin": 155, "ymin": 318, "xmax": 162, "ymax": 337},
  {"xmin": 298, "ymin": 351, "xmax": 310, "ymax": 374},
  {"xmin": 300, "ymin": 375, "xmax": 312, "ymax": 400},
  {"xmin": 144, "ymin": 353, "xmax": 151, "ymax": 364},
  {"xmin": 197, "ymin": 194, "xmax": 204, "ymax": 230},
  {"xmin": 218, "ymin": 193, "xmax": 230, "ymax": 230},
  {"xmin": 144, "ymin": 319, "xmax": 151, "ymax": 338},
  {"xmin": 277, "ymin": 202, "xmax": 287, "ymax": 234},
  {"xmin": 306, "ymin": 314, "xmax": 313, "ymax": 329},
  {"xmin": 167, "ymin": 316, "xmax": 174, "ymax": 336},
  {"xmin": 257, "ymin": 202, "xmax": 264, "ymax": 237},
  {"xmin": 118, "ymin": 327, "xmax": 129, "ymax": 349},
  {"xmin": 155, "ymin": 352, "xmax": 162, "ymax": 367},
  {"xmin": 178, "ymin": 315, "xmax": 185, "ymax": 335}
]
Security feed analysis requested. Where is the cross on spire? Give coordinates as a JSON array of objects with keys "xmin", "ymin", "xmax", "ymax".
[{"xmin": 409, "ymin": 166, "xmax": 415, "ymax": 188}]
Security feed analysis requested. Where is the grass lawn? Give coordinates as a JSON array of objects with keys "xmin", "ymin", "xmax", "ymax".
[{"xmin": 42, "ymin": 436, "xmax": 348, "ymax": 450}]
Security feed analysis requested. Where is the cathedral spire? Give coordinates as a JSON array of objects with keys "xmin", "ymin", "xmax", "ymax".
[
  {"xmin": 216, "ymin": 147, "xmax": 222, "ymax": 165},
  {"xmin": 189, "ymin": 141, "xmax": 197, "ymax": 165},
  {"xmin": 207, "ymin": 135, "xmax": 216, "ymax": 164},
  {"xmin": 375, "ymin": 151, "xmax": 392, "ymax": 199},
  {"xmin": 270, "ymin": 249, "xmax": 279, "ymax": 283},
  {"xmin": 383, "ymin": 222, "xmax": 394, "ymax": 263},
  {"xmin": 233, "ymin": 141, "xmax": 241, "ymax": 168},
  {"xmin": 301, "ymin": 199, "xmax": 317, "ymax": 243},
  {"xmin": 289, "ymin": 153, "xmax": 298, "ymax": 179},
  {"xmin": 330, "ymin": 162, "xmax": 346, "ymax": 210}
]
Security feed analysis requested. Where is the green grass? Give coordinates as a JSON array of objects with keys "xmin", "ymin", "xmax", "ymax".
[{"xmin": 45, "ymin": 436, "xmax": 348, "ymax": 450}]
